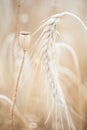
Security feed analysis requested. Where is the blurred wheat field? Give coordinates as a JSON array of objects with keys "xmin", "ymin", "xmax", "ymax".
[{"xmin": 0, "ymin": 0, "xmax": 87, "ymax": 130}]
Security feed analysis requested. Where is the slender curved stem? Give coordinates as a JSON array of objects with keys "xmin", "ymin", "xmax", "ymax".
[{"xmin": 10, "ymin": 50, "xmax": 26, "ymax": 130}]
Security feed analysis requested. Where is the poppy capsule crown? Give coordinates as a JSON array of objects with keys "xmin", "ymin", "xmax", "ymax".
[{"xmin": 19, "ymin": 31, "xmax": 31, "ymax": 51}]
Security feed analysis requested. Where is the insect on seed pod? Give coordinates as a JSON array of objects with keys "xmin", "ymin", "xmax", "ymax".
[{"xmin": 19, "ymin": 31, "xmax": 31, "ymax": 51}]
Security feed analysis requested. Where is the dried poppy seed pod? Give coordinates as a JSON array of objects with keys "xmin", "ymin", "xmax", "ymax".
[{"xmin": 19, "ymin": 31, "xmax": 31, "ymax": 51}]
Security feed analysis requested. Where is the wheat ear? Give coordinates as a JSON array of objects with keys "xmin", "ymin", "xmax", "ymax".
[
  {"xmin": 31, "ymin": 16, "xmax": 75, "ymax": 129},
  {"xmin": 28, "ymin": 12, "xmax": 86, "ymax": 130}
]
